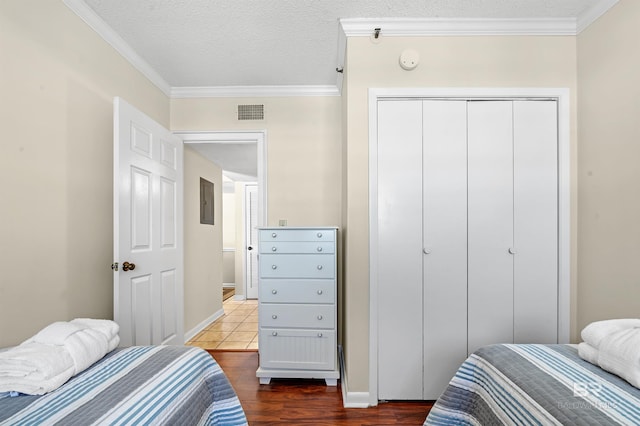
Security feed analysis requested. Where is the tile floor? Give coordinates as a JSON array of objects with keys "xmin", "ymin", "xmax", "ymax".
[{"xmin": 186, "ymin": 298, "xmax": 258, "ymax": 350}]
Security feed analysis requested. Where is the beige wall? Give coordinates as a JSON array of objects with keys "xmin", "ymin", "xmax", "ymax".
[
  {"xmin": 343, "ymin": 35, "xmax": 579, "ymax": 393},
  {"xmin": 577, "ymin": 0, "xmax": 640, "ymax": 329},
  {"xmin": 223, "ymin": 191, "xmax": 237, "ymax": 247},
  {"xmin": 171, "ymin": 97, "xmax": 343, "ymax": 227},
  {"xmin": 222, "ymin": 190, "xmax": 236, "ymax": 284},
  {"xmin": 0, "ymin": 0, "xmax": 169, "ymax": 347},
  {"xmin": 184, "ymin": 147, "xmax": 224, "ymax": 333}
]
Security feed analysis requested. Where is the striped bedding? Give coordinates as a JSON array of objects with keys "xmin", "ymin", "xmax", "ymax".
[
  {"xmin": 425, "ymin": 344, "xmax": 640, "ymax": 426},
  {"xmin": 0, "ymin": 346, "xmax": 247, "ymax": 425}
]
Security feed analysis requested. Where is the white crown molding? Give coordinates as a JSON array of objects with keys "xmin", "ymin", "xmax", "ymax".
[
  {"xmin": 340, "ymin": 17, "xmax": 578, "ymax": 37},
  {"xmin": 63, "ymin": 0, "xmax": 172, "ymax": 96},
  {"xmin": 171, "ymin": 85, "xmax": 340, "ymax": 98},
  {"xmin": 577, "ymin": 0, "xmax": 619, "ymax": 33}
]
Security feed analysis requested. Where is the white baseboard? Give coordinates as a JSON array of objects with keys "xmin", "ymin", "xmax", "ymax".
[
  {"xmin": 184, "ymin": 308, "xmax": 224, "ymax": 342},
  {"xmin": 344, "ymin": 392, "xmax": 371, "ymax": 408},
  {"xmin": 223, "ymin": 283, "xmax": 235, "ymax": 288},
  {"xmin": 339, "ymin": 345, "xmax": 371, "ymax": 408},
  {"xmin": 233, "ymin": 294, "xmax": 246, "ymax": 301}
]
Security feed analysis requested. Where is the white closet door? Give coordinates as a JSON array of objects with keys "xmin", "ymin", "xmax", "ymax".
[
  {"xmin": 422, "ymin": 100, "xmax": 468, "ymax": 399},
  {"xmin": 513, "ymin": 101, "xmax": 559, "ymax": 343},
  {"xmin": 377, "ymin": 100, "xmax": 424, "ymax": 400},
  {"xmin": 467, "ymin": 101, "xmax": 515, "ymax": 354}
]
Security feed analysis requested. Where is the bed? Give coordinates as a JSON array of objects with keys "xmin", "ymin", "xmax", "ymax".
[
  {"xmin": 424, "ymin": 344, "xmax": 640, "ymax": 426},
  {"xmin": 0, "ymin": 345, "xmax": 247, "ymax": 425}
]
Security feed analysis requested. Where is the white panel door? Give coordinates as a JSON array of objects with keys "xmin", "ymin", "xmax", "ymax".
[
  {"xmin": 467, "ymin": 101, "xmax": 514, "ymax": 354},
  {"xmin": 114, "ymin": 97, "xmax": 184, "ymax": 346},
  {"xmin": 513, "ymin": 101, "xmax": 559, "ymax": 343},
  {"xmin": 422, "ymin": 100, "xmax": 469, "ymax": 399},
  {"xmin": 245, "ymin": 183, "xmax": 259, "ymax": 299},
  {"xmin": 377, "ymin": 100, "xmax": 424, "ymax": 400}
]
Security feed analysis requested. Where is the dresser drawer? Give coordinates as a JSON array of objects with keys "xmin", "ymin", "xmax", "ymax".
[
  {"xmin": 259, "ymin": 254, "xmax": 335, "ymax": 279},
  {"xmin": 260, "ymin": 229, "xmax": 335, "ymax": 242},
  {"xmin": 260, "ymin": 304, "xmax": 335, "ymax": 329},
  {"xmin": 260, "ymin": 241, "xmax": 335, "ymax": 254},
  {"xmin": 259, "ymin": 329, "xmax": 336, "ymax": 371},
  {"xmin": 260, "ymin": 280, "xmax": 335, "ymax": 304}
]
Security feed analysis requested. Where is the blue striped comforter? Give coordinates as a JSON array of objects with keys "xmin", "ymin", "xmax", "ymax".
[
  {"xmin": 425, "ymin": 344, "xmax": 640, "ymax": 426},
  {"xmin": 0, "ymin": 346, "xmax": 247, "ymax": 425}
]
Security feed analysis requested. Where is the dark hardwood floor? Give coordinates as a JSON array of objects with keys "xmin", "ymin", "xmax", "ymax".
[{"xmin": 209, "ymin": 350, "xmax": 433, "ymax": 425}]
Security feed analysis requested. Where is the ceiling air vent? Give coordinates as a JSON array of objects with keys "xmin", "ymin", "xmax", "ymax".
[{"xmin": 238, "ymin": 104, "xmax": 264, "ymax": 120}]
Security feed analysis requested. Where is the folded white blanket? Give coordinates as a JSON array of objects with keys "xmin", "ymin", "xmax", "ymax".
[
  {"xmin": 71, "ymin": 318, "xmax": 119, "ymax": 341},
  {"xmin": 581, "ymin": 318, "xmax": 640, "ymax": 348},
  {"xmin": 578, "ymin": 342, "xmax": 599, "ymax": 365},
  {"xmin": 0, "ymin": 319, "xmax": 120, "ymax": 395},
  {"xmin": 598, "ymin": 327, "xmax": 640, "ymax": 388},
  {"xmin": 26, "ymin": 321, "xmax": 85, "ymax": 346},
  {"xmin": 0, "ymin": 343, "xmax": 75, "ymax": 395},
  {"xmin": 24, "ymin": 319, "xmax": 120, "ymax": 375},
  {"xmin": 71, "ymin": 318, "xmax": 120, "ymax": 352}
]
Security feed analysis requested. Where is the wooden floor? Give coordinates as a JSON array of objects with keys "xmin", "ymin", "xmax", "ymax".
[{"xmin": 209, "ymin": 350, "xmax": 433, "ymax": 425}]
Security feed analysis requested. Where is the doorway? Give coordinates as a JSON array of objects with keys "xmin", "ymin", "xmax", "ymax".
[{"xmin": 177, "ymin": 131, "xmax": 267, "ymax": 303}]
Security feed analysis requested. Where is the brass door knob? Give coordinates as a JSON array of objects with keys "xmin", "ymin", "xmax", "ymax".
[{"xmin": 122, "ymin": 261, "xmax": 136, "ymax": 271}]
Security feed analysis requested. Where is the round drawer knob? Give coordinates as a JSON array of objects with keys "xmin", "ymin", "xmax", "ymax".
[
  {"xmin": 317, "ymin": 333, "xmax": 323, "ymax": 338},
  {"xmin": 317, "ymin": 265, "xmax": 323, "ymax": 270},
  {"xmin": 271, "ymin": 289, "xmax": 277, "ymax": 294},
  {"xmin": 271, "ymin": 246, "xmax": 277, "ymax": 252},
  {"xmin": 271, "ymin": 232, "xmax": 277, "ymax": 238},
  {"xmin": 272, "ymin": 265, "xmax": 277, "ymax": 270},
  {"xmin": 272, "ymin": 315, "xmax": 278, "ymax": 319},
  {"xmin": 317, "ymin": 290, "xmax": 323, "ymax": 295},
  {"xmin": 317, "ymin": 315, "xmax": 323, "ymax": 320},
  {"xmin": 317, "ymin": 232, "xmax": 323, "ymax": 238},
  {"xmin": 272, "ymin": 332, "xmax": 278, "ymax": 336},
  {"xmin": 317, "ymin": 247, "xmax": 323, "ymax": 252}
]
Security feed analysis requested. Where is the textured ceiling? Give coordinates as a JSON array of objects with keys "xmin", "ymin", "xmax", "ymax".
[{"xmin": 81, "ymin": 0, "xmax": 611, "ymax": 89}]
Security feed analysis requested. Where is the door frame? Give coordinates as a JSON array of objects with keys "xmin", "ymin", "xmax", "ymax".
[
  {"xmin": 175, "ymin": 130, "xmax": 268, "ymax": 299},
  {"xmin": 368, "ymin": 88, "xmax": 571, "ymax": 406}
]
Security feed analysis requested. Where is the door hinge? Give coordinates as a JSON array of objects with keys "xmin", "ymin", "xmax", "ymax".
[{"xmin": 111, "ymin": 262, "xmax": 119, "ymax": 271}]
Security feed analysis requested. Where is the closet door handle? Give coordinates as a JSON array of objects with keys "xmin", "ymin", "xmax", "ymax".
[
  {"xmin": 508, "ymin": 248, "xmax": 516, "ymax": 255},
  {"xmin": 423, "ymin": 248, "xmax": 431, "ymax": 255}
]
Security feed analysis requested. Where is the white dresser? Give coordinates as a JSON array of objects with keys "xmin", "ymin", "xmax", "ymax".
[{"xmin": 255, "ymin": 227, "xmax": 339, "ymax": 386}]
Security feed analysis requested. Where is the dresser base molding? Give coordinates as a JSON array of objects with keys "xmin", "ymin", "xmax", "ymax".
[{"xmin": 256, "ymin": 366, "xmax": 339, "ymax": 386}]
